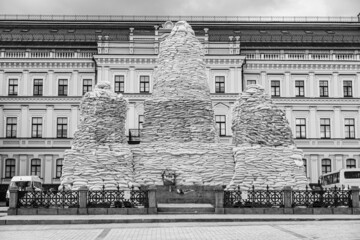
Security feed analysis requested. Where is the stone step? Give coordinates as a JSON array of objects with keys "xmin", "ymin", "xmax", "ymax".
[{"xmin": 157, "ymin": 203, "xmax": 215, "ymax": 214}]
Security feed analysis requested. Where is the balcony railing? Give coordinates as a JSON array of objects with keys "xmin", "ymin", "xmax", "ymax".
[
  {"xmin": 0, "ymin": 138, "xmax": 72, "ymax": 148},
  {"xmin": 244, "ymin": 52, "xmax": 360, "ymax": 61},
  {"xmin": 0, "ymin": 50, "xmax": 96, "ymax": 59},
  {"xmin": 0, "ymin": 14, "xmax": 358, "ymax": 22}
]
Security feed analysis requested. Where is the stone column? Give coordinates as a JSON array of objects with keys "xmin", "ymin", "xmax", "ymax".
[
  {"xmin": 229, "ymin": 67, "xmax": 235, "ymax": 93},
  {"xmin": 45, "ymin": 105, "xmax": 54, "ymax": 138},
  {"xmin": 147, "ymin": 185, "xmax": 157, "ymax": 214},
  {"xmin": 284, "ymin": 72, "xmax": 290, "ymax": 97},
  {"xmin": 333, "ymin": 106, "xmax": 341, "ymax": 138},
  {"xmin": 44, "ymin": 155, "xmax": 53, "ymax": 183},
  {"xmin": 21, "ymin": 70, "xmax": 29, "ymax": 96},
  {"xmin": 97, "ymin": 66, "xmax": 102, "ymax": 83},
  {"xmin": 46, "ymin": 70, "xmax": 54, "ymax": 96},
  {"xmin": 0, "ymin": 105, "xmax": 4, "ymax": 137},
  {"xmin": 214, "ymin": 186, "xmax": 224, "ymax": 214},
  {"xmin": 70, "ymin": 105, "xmax": 79, "ymax": 137},
  {"xmin": 0, "ymin": 70, "xmax": 5, "ymax": 96},
  {"xmin": 104, "ymin": 67, "xmax": 109, "ymax": 82},
  {"xmin": 309, "ymin": 72, "xmax": 315, "ymax": 97},
  {"xmin": 20, "ymin": 105, "xmax": 29, "ymax": 137},
  {"xmin": 308, "ymin": 106, "xmax": 317, "ymax": 138},
  {"xmin": 70, "ymin": 70, "xmax": 79, "ymax": 96},
  {"xmin": 129, "ymin": 67, "xmax": 135, "ymax": 93},
  {"xmin": 332, "ymin": 72, "xmax": 339, "ymax": 97}
]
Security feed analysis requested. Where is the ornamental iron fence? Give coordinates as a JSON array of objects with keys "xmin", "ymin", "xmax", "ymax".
[
  {"xmin": 224, "ymin": 186, "xmax": 284, "ymax": 208},
  {"xmin": 87, "ymin": 186, "xmax": 148, "ymax": 208},
  {"xmin": 292, "ymin": 185, "xmax": 352, "ymax": 208},
  {"xmin": 17, "ymin": 186, "xmax": 79, "ymax": 208},
  {"xmin": 224, "ymin": 185, "xmax": 353, "ymax": 208}
]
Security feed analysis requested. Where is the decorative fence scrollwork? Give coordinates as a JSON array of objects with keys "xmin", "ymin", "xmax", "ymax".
[
  {"xmin": 17, "ymin": 186, "xmax": 79, "ymax": 208},
  {"xmin": 292, "ymin": 185, "xmax": 352, "ymax": 208},
  {"xmin": 224, "ymin": 186, "xmax": 284, "ymax": 208}
]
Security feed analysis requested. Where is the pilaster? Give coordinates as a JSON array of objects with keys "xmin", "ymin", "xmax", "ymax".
[
  {"xmin": 229, "ymin": 67, "xmax": 235, "ymax": 93},
  {"xmin": 332, "ymin": 72, "xmax": 339, "ymax": 97},
  {"xmin": 309, "ymin": 106, "xmax": 317, "ymax": 138},
  {"xmin": 129, "ymin": 67, "xmax": 135, "ymax": 93},
  {"xmin": 333, "ymin": 106, "xmax": 341, "ymax": 138},
  {"xmin": 104, "ymin": 67, "xmax": 110, "ymax": 82},
  {"xmin": 309, "ymin": 72, "xmax": 315, "ymax": 97},
  {"xmin": 0, "ymin": 105, "xmax": 4, "ymax": 138},
  {"xmin": 46, "ymin": 70, "xmax": 54, "ymax": 96},
  {"xmin": 21, "ymin": 70, "xmax": 29, "ymax": 96},
  {"xmin": 70, "ymin": 105, "xmax": 79, "ymax": 137},
  {"xmin": 310, "ymin": 155, "xmax": 319, "ymax": 183},
  {"xmin": 0, "ymin": 70, "xmax": 5, "ymax": 96},
  {"xmin": 284, "ymin": 106, "xmax": 293, "ymax": 128},
  {"xmin": 335, "ymin": 155, "xmax": 343, "ymax": 171},
  {"xmin": 237, "ymin": 67, "xmax": 242, "ymax": 93},
  {"xmin": 97, "ymin": 66, "xmax": 102, "ymax": 83},
  {"xmin": 70, "ymin": 70, "xmax": 79, "ymax": 96},
  {"xmin": 261, "ymin": 71, "xmax": 268, "ymax": 94},
  {"xmin": 45, "ymin": 105, "xmax": 54, "ymax": 138},
  {"xmin": 284, "ymin": 72, "xmax": 290, "ymax": 97},
  {"xmin": 20, "ymin": 105, "xmax": 29, "ymax": 137},
  {"xmin": 19, "ymin": 155, "xmax": 28, "ymax": 175},
  {"xmin": 44, "ymin": 155, "xmax": 53, "ymax": 183}
]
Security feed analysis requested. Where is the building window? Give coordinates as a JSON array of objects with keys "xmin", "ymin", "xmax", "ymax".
[
  {"xmin": 344, "ymin": 118, "xmax": 355, "ymax": 139},
  {"xmin": 83, "ymin": 79, "xmax": 92, "ymax": 95},
  {"xmin": 8, "ymin": 79, "xmax": 18, "ymax": 95},
  {"xmin": 114, "ymin": 75, "xmax": 125, "ymax": 93},
  {"xmin": 139, "ymin": 76, "xmax": 150, "ymax": 93},
  {"xmin": 343, "ymin": 81, "xmax": 352, "ymax": 97},
  {"xmin": 215, "ymin": 115, "xmax": 226, "ymax": 136},
  {"xmin": 6, "ymin": 117, "xmax": 17, "ymax": 138},
  {"xmin": 320, "ymin": 118, "xmax": 331, "ymax": 139},
  {"xmin": 295, "ymin": 80, "xmax": 305, "ymax": 97},
  {"xmin": 5, "ymin": 159, "xmax": 16, "ymax": 178},
  {"xmin": 346, "ymin": 159, "xmax": 356, "ymax": 169},
  {"xmin": 319, "ymin": 80, "xmax": 328, "ymax": 97},
  {"xmin": 303, "ymin": 159, "xmax": 307, "ymax": 176},
  {"xmin": 31, "ymin": 159, "xmax": 41, "ymax": 176},
  {"xmin": 247, "ymin": 80, "xmax": 256, "ymax": 85},
  {"xmin": 295, "ymin": 118, "xmax": 306, "ymax": 139},
  {"xmin": 138, "ymin": 115, "xmax": 144, "ymax": 129},
  {"xmin": 322, "ymin": 159, "xmax": 331, "ymax": 174},
  {"xmin": 215, "ymin": 76, "xmax": 225, "ymax": 93},
  {"xmin": 56, "ymin": 158, "xmax": 63, "ymax": 178},
  {"xmin": 271, "ymin": 80, "xmax": 280, "ymax": 97},
  {"xmin": 57, "ymin": 117, "xmax": 67, "ymax": 138},
  {"xmin": 58, "ymin": 79, "xmax": 68, "ymax": 96},
  {"xmin": 32, "ymin": 117, "xmax": 42, "ymax": 138},
  {"xmin": 33, "ymin": 79, "xmax": 43, "ymax": 96}
]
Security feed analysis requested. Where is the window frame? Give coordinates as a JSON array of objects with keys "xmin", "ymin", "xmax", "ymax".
[
  {"xmin": 139, "ymin": 75, "xmax": 150, "ymax": 93},
  {"xmin": 295, "ymin": 80, "xmax": 305, "ymax": 97},
  {"xmin": 344, "ymin": 118, "xmax": 355, "ymax": 139},
  {"xmin": 321, "ymin": 159, "xmax": 332, "ymax": 174},
  {"xmin": 33, "ymin": 79, "xmax": 43, "ymax": 96},
  {"xmin": 215, "ymin": 76, "xmax": 225, "ymax": 93},
  {"xmin": 247, "ymin": 80, "xmax": 256, "ymax": 86},
  {"xmin": 55, "ymin": 158, "xmax": 63, "ymax": 178},
  {"xmin": 6, "ymin": 117, "xmax": 17, "ymax": 138},
  {"xmin": 82, "ymin": 79, "xmax": 92, "ymax": 95},
  {"xmin": 215, "ymin": 115, "xmax": 226, "ymax": 137},
  {"xmin": 343, "ymin": 80, "xmax": 352, "ymax": 97},
  {"xmin": 320, "ymin": 118, "xmax": 331, "ymax": 139},
  {"xmin": 58, "ymin": 79, "xmax": 68, "ymax": 96},
  {"xmin": 319, "ymin": 80, "xmax": 329, "ymax": 97},
  {"xmin": 8, "ymin": 79, "xmax": 18, "ymax": 96},
  {"xmin": 346, "ymin": 159, "xmax": 356, "ymax": 169},
  {"xmin": 271, "ymin": 80, "xmax": 280, "ymax": 97},
  {"xmin": 295, "ymin": 118, "xmax": 306, "ymax": 139},
  {"xmin": 5, "ymin": 159, "xmax": 16, "ymax": 178},
  {"xmin": 114, "ymin": 75, "xmax": 125, "ymax": 93},
  {"xmin": 31, "ymin": 117, "xmax": 43, "ymax": 138},
  {"xmin": 57, "ymin": 117, "xmax": 68, "ymax": 138},
  {"xmin": 30, "ymin": 158, "xmax": 41, "ymax": 177}
]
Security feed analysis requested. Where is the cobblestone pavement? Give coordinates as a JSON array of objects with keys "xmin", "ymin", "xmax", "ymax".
[{"xmin": 0, "ymin": 221, "xmax": 359, "ymax": 240}]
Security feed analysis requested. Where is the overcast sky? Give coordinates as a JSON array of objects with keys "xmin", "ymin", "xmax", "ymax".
[{"xmin": 0, "ymin": 0, "xmax": 359, "ymax": 16}]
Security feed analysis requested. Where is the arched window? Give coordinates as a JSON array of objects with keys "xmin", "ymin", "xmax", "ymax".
[
  {"xmin": 56, "ymin": 158, "xmax": 63, "ymax": 178},
  {"xmin": 5, "ymin": 159, "xmax": 16, "ymax": 178},
  {"xmin": 321, "ymin": 159, "xmax": 331, "ymax": 174},
  {"xmin": 31, "ymin": 159, "xmax": 41, "ymax": 176},
  {"xmin": 346, "ymin": 159, "xmax": 356, "ymax": 169},
  {"xmin": 303, "ymin": 159, "xmax": 307, "ymax": 176}
]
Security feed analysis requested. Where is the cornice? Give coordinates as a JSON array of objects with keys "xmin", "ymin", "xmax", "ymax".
[
  {"xmin": 0, "ymin": 61, "xmax": 95, "ymax": 70},
  {"xmin": 245, "ymin": 62, "xmax": 360, "ymax": 71},
  {"xmin": 272, "ymin": 97, "xmax": 360, "ymax": 105},
  {"xmin": 0, "ymin": 97, "xmax": 82, "ymax": 104}
]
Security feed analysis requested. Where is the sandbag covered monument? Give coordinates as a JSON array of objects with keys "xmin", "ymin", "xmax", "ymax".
[{"xmin": 60, "ymin": 21, "xmax": 308, "ymax": 191}]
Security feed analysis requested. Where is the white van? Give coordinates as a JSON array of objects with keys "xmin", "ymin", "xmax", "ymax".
[{"xmin": 5, "ymin": 176, "xmax": 43, "ymax": 206}]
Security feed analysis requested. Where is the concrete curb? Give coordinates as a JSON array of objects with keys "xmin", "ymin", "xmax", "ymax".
[{"xmin": 1, "ymin": 216, "xmax": 360, "ymax": 225}]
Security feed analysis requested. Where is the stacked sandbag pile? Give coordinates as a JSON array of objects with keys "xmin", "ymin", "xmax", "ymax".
[
  {"xmin": 228, "ymin": 145, "xmax": 308, "ymax": 190},
  {"xmin": 131, "ymin": 142, "xmax": 234, "ymax": 186},
  {"xmin": 72, "ymin": 81, "xmax": 128, "ymax": 149},
  {"xmin": 229, "ymin": 84, "xmax": 308, "ymax": 190},
  {"xmin": 232, "ymin": 84, "xmax": 294, "ymax": 146},
  {"xmin": 60, "ymin": 81, "xmax": 135, "ymax": 190},
  {"xmin": 141, "ymin": 21, "xmax": 218, "ymax": 143}
]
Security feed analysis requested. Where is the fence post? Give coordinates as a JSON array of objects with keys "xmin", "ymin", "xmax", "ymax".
[
  {"xmin": 214, "ymin": 186, "xmax": 224, "ymax": 214},
  {"xmin": 283, "ymin": 186, "xmax": 292, "ymax": 212},
  {"xmin": 9, "ymin": 186, "xmax": 19, "ymax": 209},
  {"xmin": 351, "ymin": 186, "xmax": 359, "ymax": 213},
  {"xmin": 78, "ymin": 186, "xmax": 88, "ymax": 209},
  {"xmin": 147, "ymin": 185, "xmax": 157, "ymax": 214}
]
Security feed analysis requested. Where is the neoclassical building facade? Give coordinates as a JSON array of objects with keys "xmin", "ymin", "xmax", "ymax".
[{"xmin": 0, "ymin": 15, "xmax": 359, "ymax": 187}]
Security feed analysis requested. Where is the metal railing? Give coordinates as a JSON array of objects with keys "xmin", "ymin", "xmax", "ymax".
[
  {"xmin": 224, "ymin": 185, "xmax": 353, "ymax": 208},
  {"xmin": 0, "ymin": 15, "xmax": 358, "ymax": 22}
]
